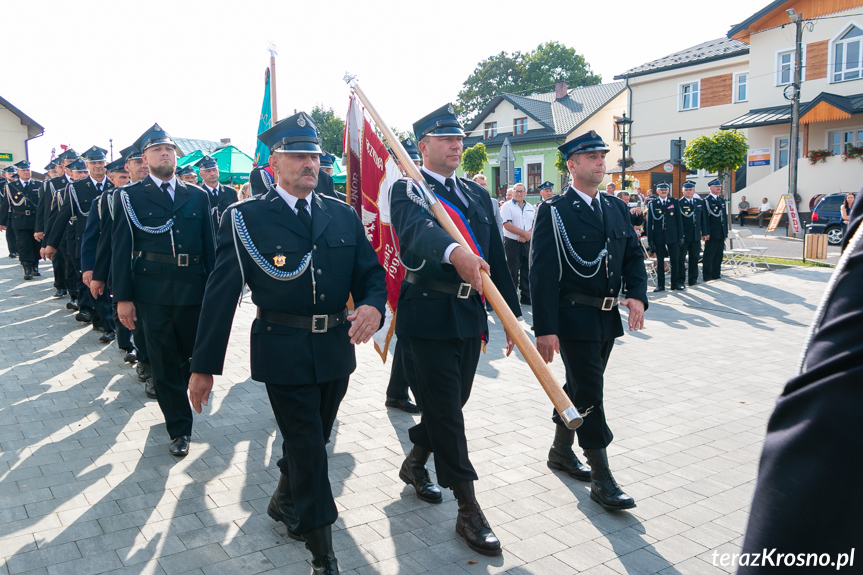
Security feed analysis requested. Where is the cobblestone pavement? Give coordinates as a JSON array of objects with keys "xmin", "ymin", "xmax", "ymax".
[{"xmin": 0, "ymin": 240, "xmax": 832, "ymax": 575}]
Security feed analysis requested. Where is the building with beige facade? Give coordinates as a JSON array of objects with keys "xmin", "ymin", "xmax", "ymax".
[{"xmin": 0, "ymin": 96, "xmax": 43, "ymax": 171}]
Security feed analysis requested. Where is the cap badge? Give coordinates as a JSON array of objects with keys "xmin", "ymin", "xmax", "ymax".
[
  {"xmin": 447, "ymin": 104, "xmax": 454, "ymax": 115},
  {"xmin": 273, "ymin": 254, "xmax": 285, "ymax": 267},
  {"xmin": 297, "ymin": 115, "xmax": 306, "ymax": 128}
]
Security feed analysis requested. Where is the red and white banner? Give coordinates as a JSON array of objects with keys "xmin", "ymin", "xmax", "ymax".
[{"xmin": 344, "ymin": 95, "xmax": 405, "ymax": 361}]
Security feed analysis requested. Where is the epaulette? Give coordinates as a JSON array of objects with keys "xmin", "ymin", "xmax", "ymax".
[
  {"xmin": 547, "ymin": 193, "xmax": 566, "ymax": 204},
  {"xmin": 230, "ymin": 195, "xmax": 260, "ymax": 209},
  {"xmin": 318, "ymin": 192, "xmax": 349, "ymax": 206}
]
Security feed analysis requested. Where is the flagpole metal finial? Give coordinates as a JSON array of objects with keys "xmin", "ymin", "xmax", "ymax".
[{"xmin": 343, "ymin": 73, "xmax": 358, "ymax": 87}]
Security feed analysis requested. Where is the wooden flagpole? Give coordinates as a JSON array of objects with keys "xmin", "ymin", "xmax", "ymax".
[{"xmin": 344, "ymin": 74, "xmax": 582, "ymax": 429}]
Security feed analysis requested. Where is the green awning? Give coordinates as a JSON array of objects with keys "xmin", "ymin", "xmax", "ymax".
[
  {"xmin": 331, "ymin": 156, "xmax": 345, "ymax": 185},
  {"xmin": 210, "ymin": 145, "xmax": 255, "ymax": 185}
]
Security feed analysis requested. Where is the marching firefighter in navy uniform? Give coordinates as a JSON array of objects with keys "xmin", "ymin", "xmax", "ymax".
[
  {"xmin": 645, "ymin": 181, "xmax": 684, "ymax": 291},
  {"xmin": 112, "ymin": 123, "xmax": 216, "ymax": 457},
  {"xmin": 389, "ymin": 104, "xmax": 521, "ymax": 556},
  {"xmin": 677, "ymin": 181, "xmax": 708, "ymax": 286},
  {"xmin": 35, "ymin": 160, "xmax": 68, "ymax": 297},
  {"xmin": 46, "ymin": 147, "xmax": 114, "ymax": 325},
  {"xmin": 530, "ymin": 130, "xmax": 647, "ymax": 511},
  {"xmin": 188, "ymin": 112, "xmax": 387, "ymax": 575},
  {"xmin": 195, "ymin": 155, "xmax": 236, "ymax": 233},
  {"xmin": 1, "ymin": 166, "xmax": 20, "ymax": 259},
  {"xmin": 701, "ymin": 178, "xmax": 727, "ymax": 281},
  {"xmin": 0, "ymin": 161, "xmax": 42, "ymax": 280},
  {"xmin": 38, "ymin": 150, "xmax": 78, "ymax": 299},
  {"xmin": 384, "ymin": 138, "xmax": 423, "ymax": 414}
]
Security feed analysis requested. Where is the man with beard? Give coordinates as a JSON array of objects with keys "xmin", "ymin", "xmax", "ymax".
[
  {"xmin": 113, "ymin": 124, "xmax": 216, "ymax": 456},
  {"xmin": 195, "ymin": 155, "xmax": 236, "ymax": 233},
  {"xmin": 0, "ymin": 161, "xmax": 42, "ymax": 280},
  {"xmin": 189, "ymin": 112, "xmax": 387, "ymax": 575},
  {"xmin": 46, "ymin": 147, "xmax": 113, "ymax": 327},
  {"xmin": 92, "ymin": 145, "xmax": 155, "ymax": 394}
]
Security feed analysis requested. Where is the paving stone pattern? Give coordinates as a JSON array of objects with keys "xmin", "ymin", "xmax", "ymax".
[{"xmin": 0, "ymin": 238, "xmax": 831, "ymax": 574}]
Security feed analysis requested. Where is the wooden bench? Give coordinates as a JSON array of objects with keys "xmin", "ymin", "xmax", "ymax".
[{"xmin": 738, "ymin": 207, "xmax": 773, "ymax": 225}]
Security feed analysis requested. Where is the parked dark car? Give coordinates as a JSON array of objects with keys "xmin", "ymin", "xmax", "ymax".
[{"xmin": 806, "ymin": 192, "xmax": 857, "ymax": 245}]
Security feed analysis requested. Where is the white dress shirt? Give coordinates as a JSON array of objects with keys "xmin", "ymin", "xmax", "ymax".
[
  {"xmin": 275, "ymin": 184, "xmax": 312, "ymax": 216},
  {"xmin": 572, "ymin": 186, "xmax": 603, "ymax": 214},
  {"xmin": 148, "ymin": 174, "xmax": 178, "ymax": 200}
]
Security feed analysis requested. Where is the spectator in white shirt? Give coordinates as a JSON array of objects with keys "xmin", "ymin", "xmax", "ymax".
[
  {"xmin": 758, "ymin": 197, "xmax": 774, "ymax": 228},
  {"xmin": 499, "ymin": 183, "xmax": 535, "ymax": 305}
]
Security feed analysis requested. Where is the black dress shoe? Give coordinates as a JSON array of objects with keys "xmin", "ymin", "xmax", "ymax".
[
  {"xmin": 66, "ymin": 299, "xmax": 79, "ymax": 311},
  {"xmin": 399, "ymin": 445, "xmax": 442, "ymax": 503},
  {"xmin": 169, "ymin": 436, "xmax": 191, "ymax": 457},
  {"xmin": 7, "ymin": 253, "xmax": 17, "ymax": 258},
  {"xmin": 688, "ymin": 281, "xmax": 698, "ymax": 286},
  {"xmin": 32, "ymin": 267, "xmax": 40, "ymax": 277},
  {"xmin": 653, "ymin": 287, "xmax": 665, "ymax": 293},
  {"xmin": 385, "ymin": 396, "xmax": 420, "ymax": 413},
  {"xmin": 137, "ymin": 362, "xmax": 152, "ymax": 382},
  {"xmin": 267, "ymin": 474, "xmax": 304, "ymax": 541},
  {"xmin": 583, "ymin": 448, "xmax": 636, "ymax": 511},
  {"xmin": 453, "ymin": 481, "xmax": 501, "ymax": 556},
  {"xmin": 75, "ymin": 308, "xmax": 94, "ymax": 323},
  {"xmin": 304, "ymin": 526, "xmax": 339, "ymax": 575},
  {"xmin": 99, "ymin": 331, "xmax": 116, "ymax": 343},
  {"xmin": 123, "ymin": 348, "xmax": 137, "ymax": 363},
  {"xmin": 671, "ymin": 285, "xmax": 686, "ymax": 291},
  {"xmin": 547, "ymin": 426, "xmax": 591, "ymax": 481},
  {"xmin": 520, "ymin": 298, "xmax": 532, "ymax": 306},
  {"xmin": 144, "ymin": 379, "xmax": 157, "ymax": 399},
  {"xmin": 53, "ymin": 289, "xmax": 65, "ymax": 298}
]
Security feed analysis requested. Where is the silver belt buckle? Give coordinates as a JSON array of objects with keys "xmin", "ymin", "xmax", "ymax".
[
  {"xmin": 457, "ymin": 283, "xmax": 472, "ymax": 299},
  {"xmin": 177, "ymin": 254, "xmax": 189, "ymax": 267},
  {"xmin": 601, "ymin": 297, "xmax": 616, "ymax": 311},
  {"xmin": 311, "ymin": 314, "xmax": 328, "ymax": 333}
]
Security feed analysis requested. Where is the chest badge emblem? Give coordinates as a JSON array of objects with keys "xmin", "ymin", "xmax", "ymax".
[{"xmin": 273, "ymin": 254, "xmax": 286, "ymax": 267}]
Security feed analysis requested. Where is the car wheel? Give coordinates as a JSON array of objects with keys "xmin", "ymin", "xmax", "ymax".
[{"xmin": 825, "ymin": 226, "xmax": 843, "ymax": 245}]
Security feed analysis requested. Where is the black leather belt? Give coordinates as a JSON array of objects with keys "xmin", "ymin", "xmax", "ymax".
[
  {"xmin": 12, "ymin": 209, "xmax": 32, "ymax": 216},
  {"xmin": 256, "ymin": 308, "xmax": 348, "ymax": 333},
  {"xmin": 133, "ymin": 251, "xmax": 201, "ymax": 267},
  {"xmin": 563, "ymin": 292, "xmax": 619, "ymax": 311},
  {"xmin": 404, "ymin": 270, "xmax": 477, "ymax": 299}
]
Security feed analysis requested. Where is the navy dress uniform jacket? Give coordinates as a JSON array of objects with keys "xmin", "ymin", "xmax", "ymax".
[
  {"xmin": 47, "ymin": 178, "xmax": 113, "ymax": 257},
  {"xmin": 389, "ymin": 172, "xmax": 521, "ymax": 339},
  {"xmin": 703, "ymin": 194, "xmax": 728, "ymax": 239},
  {"xmin": 37, "ymin": 176, "xmax": 69, "ymax": 243},
  {"xmin": 738, "ymin": 196, "xmax": 863, "ymax": 572},
  {"xmin": 530, "ymin": 188, "xmax": 648, "ymax": 342},
  {"xmin": 111, "ymin": 177, "xmax": 216, "ymax": 306},
  {"xmin": 315, "ymin": 169, "xmax": 347, "ymax": 201},
  {"xmin": 0, "ymin": 180, "xmax": 41, "ymax": 229},
  {"xmin": 645, "ymin": 197, "xmax": 684, "ymax": 247},
  {"xmin": 678, "ymin": 196, "xmax": 707, "ymax": 241},
  {"xmin": 190, "ymin": 189, "xmax": 387, "ymax": 385},
  {"xmin": 202, "ymin": 183, "xmax": 237, "ymax": 231},
  {"xmin": 91, "ymin": 188, "xmax": 120, "ymax": 282}
]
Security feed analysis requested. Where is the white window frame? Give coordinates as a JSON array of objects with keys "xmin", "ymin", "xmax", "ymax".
[
  {"xmin": 829, "ymin": 22, "xmax": 863, "ymax": 84},
  {"xmin": 521, "ymin": 154, "xmax": 544, "ymax": 189},
  {"xmin": 484, "ymin": 122, "xmax": 498, "ymax": 140},
  {"xmin": 776, "ymin": 49, "xmax": 795, "ymax": 86},
  {"xmin": 773, "ymin": 134, "xmax": 802, "ymax": 172},
  {"xmin": 678, "ymin": 80, "xmax": 700, "ymax": 111},
  {"xmin": 734, "ymin": 71, "xmax": 749, "ymax": 103},
  {"xmin": 826, "ymin": 126, "xmax": 863, "ymax": 155}
]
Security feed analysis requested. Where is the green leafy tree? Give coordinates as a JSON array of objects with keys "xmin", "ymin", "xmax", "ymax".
[
  {"xmin": 684, "ymin": 129, "xmax": 748, "ymax": 228},
  {"xmin": 455, "ymin": 43, "xmax": 601, "ymax": 125},
  {"xmin": 310, "ymin": 105, "xmax": 346, "ymax": 155},
  {"xmin": 555, "ymin": 150, "xmax": 569, "ymax": 176},
  {"xmin": 461, "ymin": 142, "xmax": 488, "ymax": 177},
  {"xmin": 522, "ymin": 41, "xmax": 601, "ymax": 92}
]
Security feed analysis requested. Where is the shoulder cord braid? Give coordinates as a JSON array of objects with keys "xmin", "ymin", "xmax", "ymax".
[
  {"xmin": 394, "ymin": 178, "xmax": 428, "ymax": 272},
  {"xmin": 8, "ymin": 184, "xmax": 29, "ymax": 208},
  {"xmin": 550, "ymin": 205, "xmax": 607, "ymax": 280},
  {"xmin": 705, "ymin": 197, "xmax": 723, "ymax": 217},
  {"xmin": 120, "ymin": 189, "xmax": 176, "ymax": 257},
  {"xmin": 69, "ymin": 184, "xmax": 90, "ymax": 218},
  {"xmin": 107, "ymin": 191, "xmax": 115, "ymax": 220},
  {"xmin": 797, "ymin": 220, "xmax": 863, "ymax": 373},
  {"xmin": 231, "ymin": 208, "xmax": 313, "ymax": 282},
  {"xmin": 680, "ymin": 201, "xmax": 696, "ymax": 218},
  {"xmin": 648, "ymin": 201, "xmax": 664, "ymax": 221}
]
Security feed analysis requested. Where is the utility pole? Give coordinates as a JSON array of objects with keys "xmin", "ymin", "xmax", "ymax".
[{"xmin": 787, "ymin": 9, "xmax": 803, "ymax": 237}]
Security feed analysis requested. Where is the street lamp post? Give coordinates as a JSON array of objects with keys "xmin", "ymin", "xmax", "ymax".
[
  {"xmin": 787, "ymin": 8, "xmax": 804, "ymax": 237},
  {"xmin": 615, "ymin": 113, "xmax": 633, "ymax": 190}
]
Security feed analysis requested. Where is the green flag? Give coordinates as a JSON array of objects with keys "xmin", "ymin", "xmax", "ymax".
[{"xmin": 254, "ymin": 68, "xmax": 272, "ymax": 166}]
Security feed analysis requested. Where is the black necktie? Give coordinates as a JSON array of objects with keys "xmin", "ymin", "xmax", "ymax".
[
  {"xmin": 591, "ymin": 196, "xmax": 604, "ymax": 227},
  {"xmin": 96, "ymin": 182, "xmax": 102, "ymax": 192},
  {"xmin": 295, "ymin": 198, "xmax": 312, "ymax": 233},
  {"xmin": 445, "ymin": 177, "xmax": 467, "ymax": 212},
  {"xmin": 161, "ymin": 182, "xmax": 173, "ymax": 205}
]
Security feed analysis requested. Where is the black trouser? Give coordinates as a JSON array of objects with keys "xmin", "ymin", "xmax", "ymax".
[
  {"xmin": 59, "ymin": 241, "xmax": 78, "ymax": 299},
  {"xmin": 404, "ymin": 335, "xmax": 481, "ymax": 488},
  {"xmin": 65, "ymin": 238, "xmax": 92, "ymax": 311},
  {"xmin": 5, "ymin": 227, "xmax": 17, "ymax": 255},
  {"xmin": 678, "ymin": 240, "xmax": 701, "ymax": 285},
  {"xmin": 112, "ymin": 303, "xmax": 133, "ymax": 349},
  {"xmin": 92, "ymin": 291, "xmax": 115, "ymax": 333},
  {"xmin": 552, "ymin": 339, "xmax": 615, "ymax": 449},
  {"xmin": 135, "ymin": 302, "xmax": 200, "ymax": 439},
  {"xmin": 266, "ymin": 377, "xmax": 348, "ymax": 535},
  {"xmin": 385, "ymin": 338, "xmax": 417, "ymax": 403},
  {"xmin": 654, "ymin": 239, "xmax": 680, "ymax": 289},
  {"xmin": 51, "ymin": 247, "xmax": 66, "ymax": 290},
  {"xmin": 737, "ymin": 211, "xmax": 747, "ymax": 226},
  {"xmin": 13, "ymin": 227, "xmax": 40, "ymax": 265},
  {"xmin": 504, "ymin": 237, "xmax": 530, "ymax": 302},
  {"xmin": 702, "ymin": 238, "xmax": 724, "ymax": 280}
]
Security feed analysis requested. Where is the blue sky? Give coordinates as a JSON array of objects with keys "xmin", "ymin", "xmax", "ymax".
[{"xmin": 4, "ymin": 0, "xmax": 760, "ymax": 166}]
